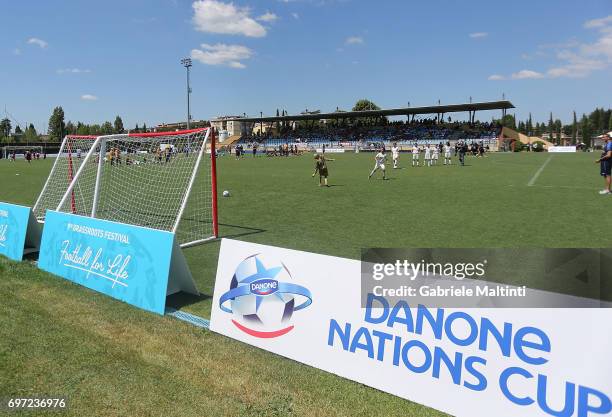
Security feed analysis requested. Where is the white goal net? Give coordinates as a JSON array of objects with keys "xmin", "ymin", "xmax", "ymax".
[{"xmin": 33, "ymin": 128, "xmax": 218, "ymax": 247}]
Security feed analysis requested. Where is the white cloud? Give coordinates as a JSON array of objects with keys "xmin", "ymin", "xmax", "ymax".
[
  {"xmin": 192, "ymin": 0, "xmax": 267, "ymax": 37},
  {"xmin": 491, "ymin": 15, "xmax": 612, "ymax": 81},
  {"xmin": 257, "ymin": 12, "xmax": 278, "ymax": 22},
  {"xmin": 191, "ymin": 43, "xmax": 253, "ymax": 68},
  {"xmin": 345, "ymin": 36, "xmax": 363, "ymax": 45},
  {"xmin": 81, "ymin": 94, "xmax": 98, "ymax": 101},
  {"xmin": 546, "ymin": 16, "xmax": 612, "ymax": 78},
  {"xmin": 13, "ymin": 48, "xmax": 21, "ymax": 55},
  {"xmin": 27, "ymin": 38, "xmax": 48, "ymax": 48},
  {"xmin": 57, "ymin": 68, "xmax": 92, "ymax": 74},
  {"xmin": 291, "ymin": 12, "xmax": 299, "ymax": 19},
  {"xmin": 487, "ymin": 74, "xmax": 505, "ymax": 81},
  {"xmin": 584, "ymin": 15, "xmax": 612, "ymax": 29},
  {"xmin": 511, "ymin": 70, "xmax": 544, "ymax": 79},
  {"xmin": 469, "ymin": 32, "xmax": 488, "ymax": 39}
]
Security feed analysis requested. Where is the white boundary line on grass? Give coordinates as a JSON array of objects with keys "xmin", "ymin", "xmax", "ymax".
[{"xmin": 527, "ymin": 155, "xmax": 553, "ymax": 187}]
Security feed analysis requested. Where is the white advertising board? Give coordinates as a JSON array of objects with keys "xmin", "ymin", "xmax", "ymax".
[
  {"xmin": 548, "ymin": 146, "xmax": 577, "ymax": 153},
  {"xmin": 315, "ymin": 148, "xmax": 345, "ymax": 153},
  {"xmin": 210, "ymin": 239, "xmax": 612, "ymax": 417}
]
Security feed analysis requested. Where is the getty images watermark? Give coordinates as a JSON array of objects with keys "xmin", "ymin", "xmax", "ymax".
[{"xmin": 361, "ymin": 248, "xmax": 612, "ymax": 308}]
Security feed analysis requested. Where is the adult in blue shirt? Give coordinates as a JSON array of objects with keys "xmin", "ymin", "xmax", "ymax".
[{"xmin": 596, "ymin": 133, "xmax": 612, "ymax": 194}]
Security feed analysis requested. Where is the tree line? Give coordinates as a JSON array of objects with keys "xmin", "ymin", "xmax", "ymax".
[
  {"xmin": 0, "ymin": 106, "xmax": 150, "ymax": 143},
  {"xmin": 47, "ymin": 106, "xmax": 148, "ymax": 140},
  {"xmin": 499, "ymin": 107, "xmax": 611, "ymax": 146}
]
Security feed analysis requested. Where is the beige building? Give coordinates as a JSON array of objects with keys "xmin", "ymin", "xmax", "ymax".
[{"xmin": 210, "ymin": 116, "xmax": 247, "ymax": 137}]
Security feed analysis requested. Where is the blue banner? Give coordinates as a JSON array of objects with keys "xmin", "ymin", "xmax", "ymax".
[
  {"xmin": 0, "ymin": 202, "xmax": 33, "ymax": 261},
  {"xmin": 38, "ymin": 211, "xmax": 177, "ymax": 315}
]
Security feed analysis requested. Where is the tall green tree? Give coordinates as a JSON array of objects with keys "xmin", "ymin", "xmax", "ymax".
[
  {"xmin": 48, "ymin": 106, "xmax": 65, "ymax": 141},
  {"xmin": 571, "ymin": 111, "xmax": 577, "ymax": 144},
  {"xmin": 352, "ymin": 99, "xmax": 380, "ymax": 112},
  {"xmin": 65, "ymin": 121, "xmax": 76, "ymax": 135},
  {"xmin": 0, "ymin": 118, "xmax": 11, "ymax": 142},
  {"xmin": 581, "ymin": 115, "xmax": 591, "ymax": 148},
  {"xmin": 548, "ymin": 112, "xmax": 554, "ymax": 141},
  {"xmin": 527, "ymin": 113, "xmax": 533, "ymax": 136},
  {"xmin": 352, "ymin": 99, "xmax": 385, "ymax": 125},
  {"xmin": 76, "ymin": 122, "xmax": 89, "ymax": 136},
  {"xmin": 24, "ymin": 123, "xmax": 38, "ymax": 142},
  {"xmin": 101, "ymin": 121, "xmax": 113, "ymax": 135},
  {"xmin": 142, "ymin": 123, "xmax": 147, "ymax": 133},
  {"xmin": 114, "ymin": 116, "xmax": 124, "ymax": 133},
  {"xmin": 555, "ymin": 119, "xmax": 562, "ymax": 144},
  {"xmin": 534, "ymin": 122, "xmax": 541, "ymax": 136},
  {"xmin": 499, "ymin": 114, "xmax": 516, "ymax": 129}
]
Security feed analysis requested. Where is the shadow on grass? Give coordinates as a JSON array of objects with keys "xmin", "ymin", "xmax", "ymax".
[
  {"xmin": 219, "ymin": 223, "xmax": 266, "ymax": 239},
  {"xmin": 166, "ymin": 291, "xmax": 212, "ymax": 309}
]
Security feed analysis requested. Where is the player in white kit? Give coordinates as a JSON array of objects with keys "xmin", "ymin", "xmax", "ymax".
[
  {"xmin": 424, "ymin": 145, "xmax": 432, "ymax": 167},
  {"xmin": 412, "ymin": 145, "xmax": 420, "ymax": 167},
  {"xmin": 369, "ymin": 149, "xmax": 387, "ymax": 180},
  {"xmin": 444, "ymin": 142, "xmax": 452, "ymax": 165},
  {"xmin": 432, "ymin": 144, "xmax": 440, "ymax": 166},
  {"xmin": 391, "ymin": 142, "xmax": 400, "ymax": 169}
]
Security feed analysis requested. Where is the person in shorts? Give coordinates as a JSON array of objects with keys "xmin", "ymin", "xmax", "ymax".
[{"xmin": 596, "ymin": 133, "xmax": 612, "ymax": 194}]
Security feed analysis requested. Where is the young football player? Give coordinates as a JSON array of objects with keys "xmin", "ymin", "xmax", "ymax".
[
  {"xmin": 412, "ymin": 145, "xmax": 420, "ymax": 167},
  {"xmin": 312, "ymin": 153, "xmax": 334, "ymax": 187},
  {"xmin": 369, "ymin": 149, "xmax": 387, "ymax": 180},
  {"xmin": 444, "ymin": 142, "xmax": 452, "ymax": 165},
  {"xmin": 391, "ymin": 142, "xmax": 400, "ymax": 169},
  {"xmin": 432, "ymin": 144, "xmax": 440, "ymax": 166},
  {"xmin": 424, "ymin": 145, "xmax": 432, "ymax": 167}
]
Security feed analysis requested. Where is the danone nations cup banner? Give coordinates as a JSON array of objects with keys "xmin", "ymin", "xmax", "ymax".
[
  {"xmin": 38, "ymin": 210, "xmax": 198, "ymax": 315},
  {"xmin": 0, "ymin": 201, "xmax": 41, "ymax": 261},
  {"xmin": 210, "ymin": 239, "xmax": 612, "ymax": 417}
]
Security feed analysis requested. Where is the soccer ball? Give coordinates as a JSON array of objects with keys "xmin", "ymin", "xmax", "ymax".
[
  {"xmin": 223, "ymin": 190, "xmax": 230, "ymax": 197},
  {"xmin": 230, "ymin": 254, "xmax": 295, "ymax": 332}
]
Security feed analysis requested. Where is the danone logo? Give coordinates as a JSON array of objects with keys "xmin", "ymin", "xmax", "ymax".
[
  {"xmin": 219, "ymin": 254, "xmax": 312, "ymax": 338},
  {"xmin": 250, "ymin": 279, "xmax": 279, "ymax": 295}
]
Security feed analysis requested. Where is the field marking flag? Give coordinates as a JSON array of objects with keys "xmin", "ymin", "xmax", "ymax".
[
  {"xmin": 0, "ymin": 201, "xmax": 42, "ymax": 261},
  {"xmin": 210, "ymin": 238, "xmax": 612, "ymax": 417},
  {"xmin": 38, "ymin": 210, "xmax": 198, "ymax": 315}
]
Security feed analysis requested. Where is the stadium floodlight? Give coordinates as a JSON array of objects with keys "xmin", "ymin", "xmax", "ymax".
[
  {"xmin": 181, "ymin": 57, "xmax": 193, "ymax": 129},
  {"xmin": 33, "ymin": 128, "xmax": 219, "ymax": 247}
]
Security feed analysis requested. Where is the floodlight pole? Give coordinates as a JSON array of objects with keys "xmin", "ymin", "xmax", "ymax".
[{"xmin": 181, "ymin": 58, "xmax": 193, "ymax": 129}]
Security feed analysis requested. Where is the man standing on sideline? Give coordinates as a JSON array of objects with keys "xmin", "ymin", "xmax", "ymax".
[
  {"xmin": 458, "ymin": 141, "xmax": 467, "ymax": 166},
  {"xmin": 596, "ymin": 133, "xmax": 612, "ymax": 194}
]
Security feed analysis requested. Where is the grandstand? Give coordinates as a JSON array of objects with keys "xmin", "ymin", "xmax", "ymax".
[
  {"xmin": 235, "ymin": 121, "xmax": 501, "ymax": 152},
  {"xmin": 222, "ymin": 100, "xmax": 511, "ymax": 152}
]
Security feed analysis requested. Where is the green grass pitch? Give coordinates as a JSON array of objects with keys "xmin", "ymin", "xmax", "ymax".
[{"xmin": 0, "ymin": 151, "xmax": 606, "ymax": 416}]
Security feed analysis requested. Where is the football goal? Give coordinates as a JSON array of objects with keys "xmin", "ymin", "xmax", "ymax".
[
  {"xmin": 2, "ymin": 145, "xmax": 43, "ymax": 159},
  {"xmin": 33, "ymin": 128, "xmax": 218, "ymax": 247}
]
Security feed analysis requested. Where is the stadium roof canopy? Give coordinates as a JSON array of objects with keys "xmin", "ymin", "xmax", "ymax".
[{"xmin": 216, "ymin": 100, "xmax": 515, "ymax": 123}]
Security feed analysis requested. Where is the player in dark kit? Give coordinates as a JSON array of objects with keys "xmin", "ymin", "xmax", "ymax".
[
  {"xmin": 458, "ymin": 142, "xmax": 467, "ymax": 166},
  {"xmin": 312, "ymin": 153, "xmax": 334, "ymax": 187},
  {"xmin": 596, "ymin": 133, "xmax": 612, "ymax": 194}
]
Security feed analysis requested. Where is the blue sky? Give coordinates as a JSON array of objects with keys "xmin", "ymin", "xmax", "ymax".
[{"xmin": 1, "ymin": 0, "xmax": 610, "ymax": 132}]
